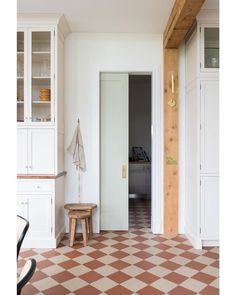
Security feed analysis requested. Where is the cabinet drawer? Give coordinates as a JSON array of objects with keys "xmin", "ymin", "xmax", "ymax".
[{"xmin": 17, "ymin": 181, "xmax": 53, "ymax": 193}]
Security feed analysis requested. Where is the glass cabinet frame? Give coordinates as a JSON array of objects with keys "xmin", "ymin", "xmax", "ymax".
[
  {"xmin": 200, "ymin": 24, "xmax": 219, "ymax": 73},
  {"xmin": 17, "ymin": 27, "xmax": 55, "ymax": 125}
]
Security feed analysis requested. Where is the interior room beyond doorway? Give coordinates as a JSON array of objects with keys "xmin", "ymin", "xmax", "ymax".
[{"xmin": 129, "ymin": 74, "xmax": 152, "ymax": 229}]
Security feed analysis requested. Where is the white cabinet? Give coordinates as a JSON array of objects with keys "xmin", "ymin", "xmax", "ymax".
[
  {"xmin": 17, "ymin": 128, "xmax": 54, "ymax": 174},
  {"xmin": 185, "ymin": 11, "xmax": 219, "ymax": 248},
  {"xmin": 30, "ymin": 129, "xmax": 54, "ymax": 174},
  {"xmin": 17, "ymin": 194, "xmax": 52, "ymax": 240},
  {"xmin": 17, "ymin": 178, "xmax": 65, "ymax": 248},
  {"xmin": 17, "ymin": 28, "xmax": 55, "ymax": 125},
  {"xmin": 200, "ymin": 177, "xmax": 219, "ymax": 240},
  {"xmin": 17, "ymin": 129, "xmax": 28, "ymax": 174},
  {"xmin": 200, "ymin": 81, "xmax": 219, "ymax": 175}
]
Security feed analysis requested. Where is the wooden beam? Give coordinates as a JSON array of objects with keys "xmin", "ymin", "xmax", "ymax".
[
  {"xmin": 164, "ymin": 0, "xmax": 205, "ymax": 48},
  {"xmin": 164, "ymin": 49, "xmax": 179, "ymax": 236},
  {"xmin": 162, "ymin": 0, "xmax": 206, "ymax": 236}
]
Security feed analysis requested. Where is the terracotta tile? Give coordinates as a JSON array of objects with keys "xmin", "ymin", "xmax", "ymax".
[
  {"xmin": 74, "ymin": 285, "xmax": 100, "ymax": 295},
  {"xmin": 203, "ymin": 251, "xmax": 219, "ymax": 260},
  {"xmin": 93, "ymin": 235, "xmax": 107, "ymax": 242},
  {"xmin": 172, "ymin": 236, "xmax": 188, "ymax": 242},
  {"xmin": 90, "ymin": 243, "xmax": 107, "ymax": 249},
  {"xmin": 37, "ymin": 259, "xmax": 54, "ymax": 269},
  {"xmin": 211, "ymin": 260, "xmax": 219, "ymax": 268},
  {"xmin": 160, "ymin": 261, "xmax": 181, "ymax": 271},
  {"xmin": 201, "ymin": 285, "xmax": 219, "ymax": 295},
  {"xmin": 155, "ymin": 243, "xmax": 171, "ymax": 250},
  {"xmin": 136, "ymin": 272, "xmax": 160, "ymax": 284},
  {"xmin": 138, "ymin": 286, "xmax": 165, "ymax": 295},
  {"xmin": 135, "ymin": 260, "xmax": 156, "ymax": 270},
  {"xmin": 84, "ymin": 260, "xmax": 105, "ymax": 270},
  {"xmin": 108, "ymin": 271, "xmax": 131, "ymax": 283},
  {"xmin": 112, "ymin": 243, "xmax": 128, "ymax": 250},
  {"xmin": 110, "ymin": 260, "xmax": 130, "ymax": 270},
  {"xmin": 134, "ymin": 236, "xmax": 146, "ymax": 242},
  {"xmin": 133, "ymin": 243, "xmax": 149, "ymax": 250},
  {"xmin": 152, "ymin": 236, "xmax": 167, "ymax": 242},
  {"xmin": 43, "ymin": 285, "xmax": 70, "ymax": 295},
  {"xmin": 111, "ymin": 251, "xmax": 129, "ymax": 259},
  {"xmin": 21, "ymin": 284, "xmax": 39, "ymax": 295},
  {"xmin": 168, "ymin": 286, "xmax": 195, "ymax": 295},
  {"xmin": 186, "ymin": 261, "xmax": 206, "ymax": 271},
  {"xmin": 64, "ymin": 250, "xmax": 81, "ymax": 259},
  {"xmin": 42, "ymin": 250, "xmax": 59, "ymax": 258},
  {"xmin": 158, "ymin": 251, "xmax": 175, "ymax": 260},
  {"xmin": 176, "ymin": 244, "xmax": 192, "ymax": 251},
  {"xmin": 113, "ymin": 236, "xmax": 127, "ymax": 242},
  {"xmin": 80, "ymin": 270, "xmax": 103, "ymax": 283},
  {"xmin": 30, "ymin": 270, "xmax": 47, "ymax": 283},
  {"xmin": 89, "ymin": 250, "xmax": 106, "ymax": 259},
  {"xmin": 20, "ymin": 250, "xmax": 37, "ymax": 258},
  {"xmin": 180, "ymin": 251, "xmax": 199, "ymax": 260},
  {"xmin": 59, "ymin": 260, "xmax": 78, "ymax": 269},
  {"xmin": 51, "ymin": 271, "xmax": 75, "ymax": 283},
  {"xmin": 164, "ymin": 272, "xmax": 188, "ymax": 284},
  {"xmin": 134, "ymin": 251, "xmax": 152, "ymax": 259},
  {"xmin": 192, "ymin": 272, "xmax": 216, "ymax": 284},
  {"xmin": 106, "ymin": 285, "xmax": 132, "ymax": 295}
]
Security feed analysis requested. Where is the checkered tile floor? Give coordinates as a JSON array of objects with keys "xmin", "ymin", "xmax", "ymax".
[{"xmin": 18, "ymin": 199, "xmax": 219, "ymax": 294}]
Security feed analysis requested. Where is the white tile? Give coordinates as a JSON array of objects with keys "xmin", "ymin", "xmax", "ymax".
[
  {"xmin": 121, "ymin": 278, "xmax": 147, "ymax": 292},
  {"xmin": 32, "ymin": 277, "xmax": 58, "ymax": 291},
  {"xmin": 181, "ymin": 278, "xmax": 207, "ymax": 293},
  {"xmin": 122, "ymin": 265, "xmax": 144, "ymax": 277},
  {"xmin": 91, "ymin": 277, "xmax": 117, "ymax": 291},
  {"xmin": 95, "ymin": 265, "xmax": 117, "ymax": 276},
  {"xmin": 73, "ymin": 255, "xmax": 93, "ymax": 264},
  {"xmin": 61, "ymin": 277, "xmax": 87, "ymax": 291},
  {"xmin": 41, "ymin": 265, "xmax": 64, "ymax": 276},
  {"xmin": 175, "ymin": 266, "xmax": 198, "ymax": 277},
  {"xmin": 148, "ymin": 266, "xmax": 171, "ymax": 277},
  {"xmin": 68, "ymin": 265, "xmax": 91, "ymax": 276},
  {"xmin": 151, "ymin": 278, "xmax": 177, "ymax": 293}
]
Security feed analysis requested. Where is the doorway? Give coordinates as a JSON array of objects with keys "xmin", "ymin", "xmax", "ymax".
[
  {"xmin": 99, "ymin": 67, "xmax": 162, "ymax": 234},
  {"xmin": 129, "ymin": 74, "xmax": 152, "ymax": 230}
]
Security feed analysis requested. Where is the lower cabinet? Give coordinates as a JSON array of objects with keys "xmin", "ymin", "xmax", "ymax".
[
  {"xmin": 129, "ymin": 163, "xmax": 151, "ymax": 195},
  {"xmin": 17, "ymin": 178, "xmax": 65, "ymax": 248},
  {"xmin": 200, "ymin": 177, "xmax": 219, "ymax": 242},
  {"xmin": 17, "ymin": 194, "xmax": 52, "ymax": 239}
]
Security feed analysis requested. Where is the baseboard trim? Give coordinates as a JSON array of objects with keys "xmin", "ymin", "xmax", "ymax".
[
  {"xmin": 202, "ymin": 240, "xmax": 219, "ymax": 247},
  {"xmin": 185, "ymin": 226, "xmax": 202, "ymax": 249},
  {"xmin": 56, "ymin": 226, "xmax": 65, "ymax": 247}
]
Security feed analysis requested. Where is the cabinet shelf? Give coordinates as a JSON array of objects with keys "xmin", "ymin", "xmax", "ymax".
[
  {"xmin": 32, "ymin": 76, "xmax": 51, "ymax": 79},
  {"xmin": 32, "ymin": 101, "xmax": 51, "ymax": 104},
  {"xmin": 17, "ymin": 51, "xmax": 24, "ymax": 54},
  {"xmin": 17, "ymin": 76, "xmax": 24, "ymax": 79},
  {"xmin": 32, "ymin": 51, "xmax": 50, "ymax": 54},
  {"xmin": 17, "ymin": 101, "xmax": 24, "ymax": 104}
]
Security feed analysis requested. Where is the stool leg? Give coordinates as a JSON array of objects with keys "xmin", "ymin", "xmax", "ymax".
[
  {"xmin": 70, "ymin": 218, "xmax": 76, "ymax": 247},
  {"xmin": 81, "ymin": 218, "xmax": 88, "ymax": 247},
  {"xmin": 89, "ymin": 210, "xmax": 93, "ymax": 239},
  {"xmin": 86, "ymin": 218, "xmax": 90, "ymax": 239}
]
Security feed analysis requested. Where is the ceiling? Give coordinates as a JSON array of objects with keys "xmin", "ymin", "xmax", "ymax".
[{"xmin": 17, "ymin": 0, "xmax": 176, "ymax": 34}]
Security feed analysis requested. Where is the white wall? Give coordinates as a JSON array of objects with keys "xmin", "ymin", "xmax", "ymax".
[{"xmin": 64, "ymin": 33, "xmax": 163, "ymax": 232}]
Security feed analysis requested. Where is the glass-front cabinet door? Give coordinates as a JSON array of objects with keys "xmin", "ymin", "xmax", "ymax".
[
  {"xmin": 17, "ymin": 31, "xmax": 26, "ymax": 123},
  {"xmin": 30, "ymin": 30, "xmax": 54, "ymax": 123},
  {"xmin": 201, "ymin": 25, "xmax": 219, "ymax": 71}
]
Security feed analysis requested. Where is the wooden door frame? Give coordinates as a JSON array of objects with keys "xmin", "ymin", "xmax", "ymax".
[{"xmin": 96, "ymin": 65, "xmax": 163, "ymax": 234}]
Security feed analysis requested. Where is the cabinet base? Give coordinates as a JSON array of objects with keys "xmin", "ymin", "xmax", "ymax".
[
  {"xmin": 21, "ymin": 226, "xmax": 65, "ymax": 249},
  {"xmin": 202, "ymin": 239, "xmax": 219, "ymax": 247}
]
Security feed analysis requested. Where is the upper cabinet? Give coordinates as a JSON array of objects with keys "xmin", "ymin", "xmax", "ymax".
[
  {"xmin": 201, "ymin": 26, "xmax": 219, "ymax": 71},
  {"xmin": 17, "ymin": 28, "xmax": 54, "ymax": 125}
]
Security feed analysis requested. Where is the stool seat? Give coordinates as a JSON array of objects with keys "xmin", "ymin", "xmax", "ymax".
[
  {"xmin": 69, "ymin": 210, "xmax": 90, "ymax": 219},
  {"xmin": 64, "ymin": 203, "xmax": 97, "ymax": 211}
]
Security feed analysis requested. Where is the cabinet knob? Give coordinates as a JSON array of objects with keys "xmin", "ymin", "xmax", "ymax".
[
  {"xmin": 37, "ymin": 185, "xmax": 40, "ymax": 189},
  {"xmin": 24, "ymin": 202, "xmax": 28, "ymax": 205},
  {"xmin": 21, "ymin": 201, "xmax": 24, "ymax": 205},
  {"xmin": 25, "ymin": 165, "xmax": 28, "ymax": 168},
  {"xmin": 29, "ymin": 165, "xmax": 32, "ymax": 169}
]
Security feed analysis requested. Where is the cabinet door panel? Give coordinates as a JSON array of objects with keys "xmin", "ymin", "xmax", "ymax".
[
  {"xmin": 201, "ymin": 177, "xmax": 219, "ymax": 240},
  {"xmin": 27, "ymin": 195, "xmax": 52, "ymax": 238},
  {"xmin": 29, "ymin": 129, "xmax": 54, "ymax": 174},
  {"xmin": 200, "ymin": 81, "xmax": 219, "ymax": 174},
  {"xmin": 17, "ymin": 129, "xmax": 28, "ymax": 174},
  {"xmin": 17, "ymin": 196, "xmax": 27, "ymax": 219}
]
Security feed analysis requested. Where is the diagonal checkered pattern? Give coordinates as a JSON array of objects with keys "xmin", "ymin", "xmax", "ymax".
[{"xmin": 18, "ymin": 199, "xmax": 219, "ymax": 295}]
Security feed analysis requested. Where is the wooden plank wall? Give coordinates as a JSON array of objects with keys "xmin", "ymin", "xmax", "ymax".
[{"xmin": 164, "ymin": 49, "xmax": 179, "ymax": 236}]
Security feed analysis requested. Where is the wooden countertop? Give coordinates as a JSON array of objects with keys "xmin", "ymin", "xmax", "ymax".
[{"xmin": 17, "ymin": 171, "xmax": 67, "ymax": 179}]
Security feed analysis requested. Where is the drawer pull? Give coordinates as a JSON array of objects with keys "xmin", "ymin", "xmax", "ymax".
[{"xmin": 37, "ymin": 186, "xmax": 40, "ymax": 189}]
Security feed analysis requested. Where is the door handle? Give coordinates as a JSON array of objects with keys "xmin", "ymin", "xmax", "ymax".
[{"xmin": 122, "ymin": 164, "xmax": 127, "ymax": 179}]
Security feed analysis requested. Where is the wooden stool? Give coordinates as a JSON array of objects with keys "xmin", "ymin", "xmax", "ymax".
[
  {"xmin": 68, "ymin": 210, "xmax": 90, "ymax": 247},
  {"xmin": 64, "ymin": 203, "xmax": 97, "ymax": 239}
]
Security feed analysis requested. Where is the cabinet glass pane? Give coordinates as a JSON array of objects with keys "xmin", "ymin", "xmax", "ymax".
[
  {"xmin": 31, "ymin": 32, "xmax": 52, "ymax": 123},
  {"xmin": 204, "ymin": 27, "xmax": 219, "ymax": 68},
  {"xmin": 17, "ymin": 32, "xmax": 25, "ymax": 122}
]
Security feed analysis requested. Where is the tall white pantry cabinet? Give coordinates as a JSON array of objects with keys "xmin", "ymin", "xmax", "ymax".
[
  {"xmin": 185, "ymin": 10, "xmax": 219, "ymax": 248},
  {"xmin": 17, "ymin": 14, "xmax": 70, "ymax": 248}
]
